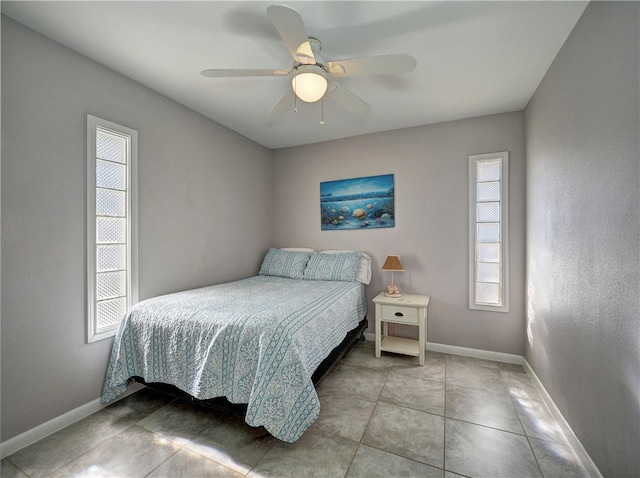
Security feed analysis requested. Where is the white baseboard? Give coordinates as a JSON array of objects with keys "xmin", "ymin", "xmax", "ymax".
[
  {"xmin": 0, "ymin": 382, "xmax": 145, "ymax": 459},
  {"xmin": 523, "ymin": 359, "xmax": 602, "ymax": 478},
  {"xmin": 363, "ymin": 332, "xmax": 523, "ymax": 365},
  {"xmin": 426, "ymin": 341, "xmax": 523, "ymax": 364}
]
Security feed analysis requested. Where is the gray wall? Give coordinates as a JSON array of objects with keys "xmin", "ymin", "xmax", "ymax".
[
  {"xmin": 1, "ymin": 16, "xmax": 273, "ymax": 442},
  {"xmin": 524, "ymin": 2, "xmax": 639, "ymax": 477},
  {"xmin": 272, "ymin": 112, "xmax": 526, "ymax": 355}
]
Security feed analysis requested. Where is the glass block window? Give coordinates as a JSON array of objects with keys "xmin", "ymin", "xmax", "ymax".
[
  {"xmin": 87, "ymin": 115, "xmax": 138, "ymax": 342},
  {"xmin": 469, "ymin": 152, "xmax": 509, "ymax": 312}
]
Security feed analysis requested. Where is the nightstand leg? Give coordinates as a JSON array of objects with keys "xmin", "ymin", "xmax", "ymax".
[
  {"xmin": 419, "ymin": 310, "xmax": 425, "ymax": 365},
  {"xmin": 375, "ymin": 307, "xmax": 381, "ymax": 358}
]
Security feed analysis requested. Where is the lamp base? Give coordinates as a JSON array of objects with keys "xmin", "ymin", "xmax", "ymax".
[{"xmin": 384, "ymin": 282, "xmax": 401, "ymax": 298}]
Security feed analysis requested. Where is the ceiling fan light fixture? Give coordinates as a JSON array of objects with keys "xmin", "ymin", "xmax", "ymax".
[{"xmin": 292, "ymin": 64, "xmax": 328, "ymax": 103}]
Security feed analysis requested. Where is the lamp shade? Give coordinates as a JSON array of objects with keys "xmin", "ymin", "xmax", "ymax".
[
  {"xmin": 381, "ymin": 255, "xmax": 404, "ymax": 271},
  {"xmin": 292, "ymin": 64, "xmax": 328, "ymax": 103}
]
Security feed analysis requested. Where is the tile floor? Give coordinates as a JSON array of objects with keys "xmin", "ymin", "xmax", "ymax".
[{"xmin": 2, "ymin": 341, "xmax": 590, "ymax": 478}]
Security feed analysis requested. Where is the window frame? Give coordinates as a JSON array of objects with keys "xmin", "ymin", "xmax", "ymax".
[
  {"xmin": 468, "ymin": 151, "xmax": 509, "ymax": 312},
  {"xmin": 86, "ymin": 114, "xmax": 138, "ymax": 343}
]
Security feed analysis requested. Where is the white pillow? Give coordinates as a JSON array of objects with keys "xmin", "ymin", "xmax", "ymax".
[{"xmin": 321, "ymin": 250, "xmax": 372, "ymax": 285}]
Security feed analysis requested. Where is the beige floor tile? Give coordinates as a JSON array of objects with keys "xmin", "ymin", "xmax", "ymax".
[
  {"xmin": 346, "ymin": 444, "xmax": 443, "ymax": 478},
  {"xmin": 319, "ymin": 363, "xmax": 388, "ymax": 401},
  {"xmin": 185, "ymin": 412, "xmax": 276, "ymax": 475},
  {"xmin": 315, "ymin": 391, "xmax": 377, "ymax": 441},
  {"xmin": 362, "ymin": 401, "xmax": 445, "ymax": 468},
  {"xmin": 147, "ymin": 448, "xmax": 244, "ymax": 478},
  {"xmin": 380, "ymin": 372, "xmax": 445, "ymax": 415},
  {"xmin": 248, "ymin": 427, "xmax": 358, "ymax": 478},
  {"xmin": 50, "ymin": 425, "xmax": 181, "ymax": 477},
  {"xmin": 445, "ymin": 418, "xmax": 541, "ymax": 478},
  {"xmin": 7, "ymin": 409, "xmax": 133, "ymax": 477},
  {"xmin": 445, "ymin": 383, "xmax": 523, "ymax": 434},
  {"xmin": 529, "ymin": 436, "xmax": 590, "ymax": 478},
  {"xmin": 137, "ymin": 398, "xmax": 225, "ymax": 446}
]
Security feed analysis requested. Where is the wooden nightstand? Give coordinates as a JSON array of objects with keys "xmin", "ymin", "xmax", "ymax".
[{"xmin": 373, "ymin": 292, "xmax": 430, "ymax": 365}]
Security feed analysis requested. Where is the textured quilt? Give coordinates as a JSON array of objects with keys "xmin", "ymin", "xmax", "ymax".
[{"xmin": 101, "ymin": 275, "xmax": 366, "ymax": 442}]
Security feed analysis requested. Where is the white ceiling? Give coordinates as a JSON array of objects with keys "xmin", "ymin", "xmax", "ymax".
[{"xmin": 2, "ymin": 1, "xmax": 588, "ymax": 149}]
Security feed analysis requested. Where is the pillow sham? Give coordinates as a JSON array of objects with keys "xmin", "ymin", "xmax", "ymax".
[
  {"xmin": 303, "ymin": 251, "xmax": 361, "ymax": 282},
  {"xmin": 259, "ymin": 248, "xmax": 311, "ymax": 280},
  {"xmin": 321, "ymin": 250, "xmax": 372, "ymax": 284}
]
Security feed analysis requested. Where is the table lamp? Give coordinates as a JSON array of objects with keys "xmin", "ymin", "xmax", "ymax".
[{"xmin": 381, "ymin": 255, "xmax": 404, "ymax": 297}]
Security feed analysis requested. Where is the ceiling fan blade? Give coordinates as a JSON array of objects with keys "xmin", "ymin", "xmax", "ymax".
[
  {"xmin": 201, "ymin": 68, "xmax": 290, "ymax": 78},
  {"xmin": 269, "ymin": 88, "xmax": 296, "ymax": 117},
  {"xmin": 327, "ymin": 82, "xmax": 371, "ymax": 115},
  {"xmin": 267, "ymin": 4, "xmax": 315, "ymax": 64},
  {"xmin": 327, "ymin": 54, "xmax": 417, "ymax": 77}
]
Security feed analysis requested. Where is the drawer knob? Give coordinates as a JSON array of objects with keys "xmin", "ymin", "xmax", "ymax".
[{"xmin": 394, "ymin": 312, "xmax": 404, "ymax": 317}]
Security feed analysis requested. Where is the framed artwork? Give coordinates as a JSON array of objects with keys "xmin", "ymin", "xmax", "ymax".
[{"xmin": 320, "ymin": 174, "xmax": 395, "ymax": 230}]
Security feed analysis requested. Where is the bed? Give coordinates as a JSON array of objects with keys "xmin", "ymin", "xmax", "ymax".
[{"xmin": 101, "ymin": 248, "xmax": 370, "ymax": 442}]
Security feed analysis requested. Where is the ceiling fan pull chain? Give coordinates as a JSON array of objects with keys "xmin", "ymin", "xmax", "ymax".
[
  {"xmin": 293, "ymin": 73, "xmax": 298, "ymax": 113},
  {"xmin": 320, "ymin": 97, "xmax": 326, "ymax": 125}
]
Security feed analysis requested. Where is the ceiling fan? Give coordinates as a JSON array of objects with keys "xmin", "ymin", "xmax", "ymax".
[{"xmin": 201, "ymin": 4, "xmax": 417, "ymax": 119}]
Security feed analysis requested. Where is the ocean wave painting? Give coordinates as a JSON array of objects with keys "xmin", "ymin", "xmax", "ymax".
[{"xmin": 320, "ymin": 174, "xmax": 395, "ymax": 230}]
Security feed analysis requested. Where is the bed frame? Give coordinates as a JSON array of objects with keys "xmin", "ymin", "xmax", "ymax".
[{"xmin": 132, "ymin": 317, "xmax": 367, "ymax": 415}]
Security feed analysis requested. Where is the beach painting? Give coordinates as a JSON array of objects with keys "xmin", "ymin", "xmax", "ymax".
[{"xmin": 320, "ymin": 174, "xmax": 395, "ymax": 230}]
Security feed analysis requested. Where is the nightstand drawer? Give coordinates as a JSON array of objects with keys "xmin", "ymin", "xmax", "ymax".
[{"xmin": 380, "ymin": 305, "xmax": 418, "ymax": 325}]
